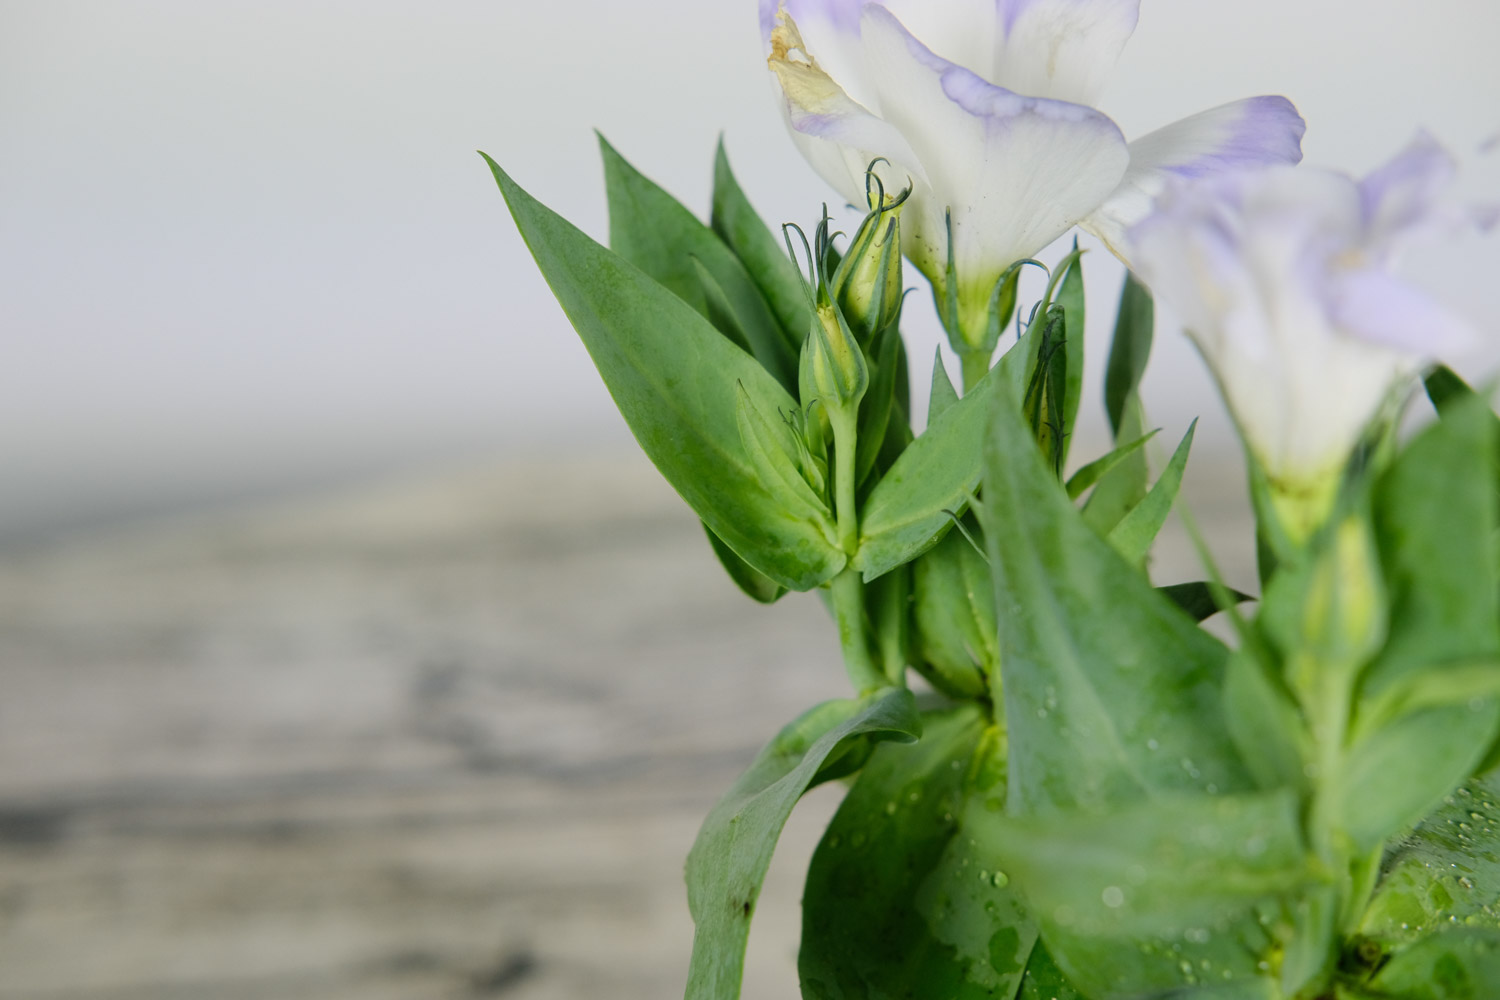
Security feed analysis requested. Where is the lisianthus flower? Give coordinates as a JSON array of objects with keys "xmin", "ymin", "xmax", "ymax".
[
  {"xmin": 1127, "ymin": 133, "xmax": 1489, "ymax": 538},
  {"xmin": 762, "ymin": 0, "xmax": 1306, "ymax": 357}
]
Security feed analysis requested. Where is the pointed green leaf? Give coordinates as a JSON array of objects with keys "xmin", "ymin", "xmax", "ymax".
[
  {"xmin": 980, "ymin": 371, "xmax": 1249, "ymax": 813},
  {"xmin": 735, "ymin": 383, "xmax": 831, "ymax": 523},
  {"xmin": 1223, "ymin": 649, "xmax": 1309, "ymax": 793},
  {"xmin": 484, "ymin": 154, "xmax": 845, "ymax": 590},
  {"xmin": 1082, "ymin": 392, "xmax": 1151, "ymax": 536},
  {"xmin": 704, "ymin": 523, "xmax": 786, "ymax": 604},
  {"xmin": 686, "ymin": 689, "xmax": 921, "ymax": 1000},
  {"xmin": 928, "ymin": 348, "xmax": 960, "ymax": 424},
  {"xmin": 1361, "ymin": 768, "xmax": 1500, "ymax": 948},
  {"xmin": 1105, "ymin": 271, "xmax": 1154, "ymax": 439},
  {"xmin": 800, "ymin": 707, "xmax": 1038, "ymax": 1000},
  {"xmin": 1015, "ymin": 942, "xmax": 1085, "ymax": 1000},
  {"xmin": 602, "ymin": 135, "xmax": 799, "ymax": 393},
  {"xmin": 1365, "ymin": 392, "xmax": 1500, "ymax": 696},
  {"xmin": 854, "ymin": 364, "xmax": 1002, "ymax": 582},
  {"xmin": 1368, "ymin": 928, "xmax": 1500, "ymax": 998},
  {"xmin": 711, "ymin": 139, "xmax": 812, "ymax": 356},
  {"xmin": 1066, "ymin": 431, "xmax": 1159, "ymax": 500},
  {"xmin": 1106, "ymin": 419, "xmax": 1196, "ymax": 565},
  {"xmin": 912, "ymin": 526, "xmax": 996, "ymax": 701}
]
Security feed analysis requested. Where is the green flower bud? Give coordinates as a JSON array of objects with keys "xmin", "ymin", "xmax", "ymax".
[
  {"xmin": 830, "ymin": 166, "xmax": 908, "ymax": 345},
  {"xmin": 799, "ymin": 295, "xmax": 869, "ymax": 415}
]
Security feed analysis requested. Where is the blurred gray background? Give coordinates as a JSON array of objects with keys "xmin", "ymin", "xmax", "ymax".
[{"xmin": 1, "ymin": 1, "xmax": 1498, "ymax": 997}]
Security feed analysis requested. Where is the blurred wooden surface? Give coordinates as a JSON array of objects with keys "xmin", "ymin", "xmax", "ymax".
[{"xmin": 0, "ymin": 457, "xmax": 1255, "ymax": 1000}]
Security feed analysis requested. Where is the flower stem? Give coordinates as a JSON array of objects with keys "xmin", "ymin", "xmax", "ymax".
[
  {"xmin": 959, "ymin": 348, "xmax": 991, "ymax": 395},
  {"xmin": 826, "ymin": 405, "xmax": 883, "ymax": 694}
]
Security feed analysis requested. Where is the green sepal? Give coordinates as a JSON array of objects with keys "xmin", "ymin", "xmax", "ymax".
[
  {"xmin": 1054, "ymin": 239, "xmax": 1086, "ymax": 467},
  {"xmin": 704, "ymin": 523, "xmax": 787, "ymax": 604},
  {"xmin": 601, "ymin": 135, "xmax": 798, "ymax": 394},
  {"xmin": 485, "ymin": 154, "xmax": 846, "ymax": 591},
  {"xmin": 1021, "ymin": 305, "xmax": 1070, "ymax": 478},
  {"xmin": 1105, "ymin": 418, "xmax": 1196, "ymax": 565},
  {"xmin": 980, "ymin": 368, "xmax": 1250, "ymax": 813},
  {"xmin": 855, "ymin": 323, "xmax": 902, "ymax": 489},
  {"xmin": 711, "ymin": 139, "xmax": 811, "ymax": 359},
  {"xmin": 854, "ymin": 363, "xmax": 1002, "ymax": 582},
  {"xmin": 799, "ymin": 707, "xmax": 1037, "ymax": 1000},
  {"xmin": 684, "ymin": 689, "xmax": 920, "ymax": 1000}
]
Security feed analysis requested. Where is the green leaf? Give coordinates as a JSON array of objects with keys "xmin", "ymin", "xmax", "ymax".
[
  {"xmin": 1222, "ymin": 649, "xmax": 1309, "ymax": 793},
  {"xmin": 704, "ymin": 523, "xmax": 786, "ymax": 604},
  {"xmin": 1015, "ymin": 941, "xmax": 1085, "ymax": 1000},
  {"xmin": 972, "ymin": 790, "xmax": 1310, "ymax": 940},
  {"xmin": 1368, "ymin": 929, "xmax": 1500, "ymax": 998},
  {"xmin": 800, "ymin": 706, "xmax": 1038, "ymax": 1000},
  {"xmin": 1365, "ymin": 392, "xmax": 1500, "ymax": 697},
  {"xmin": 1159, "ymin": 582, "xmax": 1255, "ymax": 623},
  {"xmin": 980, "ymin": 369, "xmax": 1250, "ymax": 813},
  {"xmin": 735, "ymin": 383, "xmax": 831, "ymax": 523},
  {"xmin": 711, "ymin": 139, "xmax": 813, "ymax": 357},
  {"xmin": 484, "ymin": 154, "xmax": 845, "ymax": 591},
  {"xmin": 1361, "ymin": 768, "xmax": 1500, "ymax": 948},
  {"xmin": 686, "ymin": 689, "xmax": 921, "ymax": 1000},
  {"xmin": 1082, "ymin": 393, "xmax": 1151, "ymax": 536},
  {"xmin": 854, "ymin": 363, "xmax": 1003, "ymax": 583},
  {"xmin": 1106, "ymin": 419, "xmax": 1196, "ymax": 565},
  {"xmin": 866, "ymin": 563, "xmax": 913, "ymax": 686},
  {"xmin": 601, "ymin": 135, "xmax": 799, "ymax": 393},
  {"xmin": 1021, "ymin": 306, "xmax": 1070, "ymax": 478},
  {"xmin": 1337, "ymin": 700, "xmax": 1500, "ymax": 852},
  {"xmin": 1055, "ymin": 242, "xmax": 1086, "ymax": 467},
  {"xmin": 911, "ymin": 525, "xmax": 995, "ymax": 701},
  {"xmin": 928, "ymin": 348, "xmax": 960, "ymax": 424},
  {"xmin": 1065, "ymin": 430, "xmax": 1159, "ymax": 500},
  {"xmin": 1104, "ymin": 272, "xmax": 1154, "ymax": 439}
]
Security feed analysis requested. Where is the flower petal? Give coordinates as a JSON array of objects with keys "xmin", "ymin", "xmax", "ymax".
[
  {"xmin": 767, "ymin": 10, "xmax": 930, "ymax": 207},
  {"xmin": 1329, "ymin": 267, "xmax": 1479, "ymax": 357},
  {"xmin": 761, "ymin": 0, "xmax": 874, "ymax": 106},
  {"xmin": 987, "ymin": 0, "xmax": 1140, "ymax": 105},
  {"xmin": 859, "ymin": 4, "xmax": 1129, "ymax": 320},
  {"xmin": 1082, "ymin": 96, "xmax": 1306, "ymax": 261}
]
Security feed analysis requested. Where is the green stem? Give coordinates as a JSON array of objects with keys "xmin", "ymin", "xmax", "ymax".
[
  {"xmin": 959, "ymin": 348, "xmax": 991, "ymax": 395},
  {"xmin": 830, "ymin": 567, "xmax": 884, "ymax": 695},
  {"xmin": 825, "ymin": 404, "xmax": 883, "ymax": 694}
]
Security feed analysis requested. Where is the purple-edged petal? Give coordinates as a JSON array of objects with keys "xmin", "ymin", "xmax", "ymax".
[
  {"xmin": 860, "ymin": 4, "xmax": 1129, "ymax": 329},
  {"xmin": 1082, "ymin": 96, "xmax": 1306, "ymax": 260},
  {"xmin": 986, "ymin": 0, "xmax": 1141, "ymax": 104},
  {"xmin": 1359, "ymin": 130, "xmax": 1456, "ymax": 248},
  {"xmin": 761, "ymin": 0, "xmax": 874, "ymax": 107},
  {"xmin": 768, "ymin": 11, "xmax": 929, "ymax": 206},
  {"xmin": 1329, "ymin": 268, "xmax": 1478, "ymax": 356}
]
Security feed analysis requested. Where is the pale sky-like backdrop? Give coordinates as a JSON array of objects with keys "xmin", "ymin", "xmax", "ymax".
[{"xmin": 4, "ymin": 0, "xmax": 1498, "ymax": 543}]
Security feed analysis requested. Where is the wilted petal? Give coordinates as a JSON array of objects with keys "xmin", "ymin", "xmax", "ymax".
[
  {"xmin": 860, "ymin": 4, "xmax": 1129, "ymax": 330},
  {"xmin": 762, "ymin": 0, "xmax": 875, "ymax": 107},
  {"xmin": 768, "ymin": 10, "xmax": 929, "ymax": 206},
  {"xmin": 1083, "ymin": 97, "xmax": 1306, "ymax": 260}
]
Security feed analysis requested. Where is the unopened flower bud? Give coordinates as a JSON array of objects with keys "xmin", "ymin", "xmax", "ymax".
[
  {"xmin": 830, "ymin": 167, "xmax": 908, "ymax": 345},
  {"xmin": 800, "ymin": 296, "xmax": 869, "ymax": 416}
]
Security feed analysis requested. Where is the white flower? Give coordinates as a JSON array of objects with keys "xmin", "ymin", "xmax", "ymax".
[
  {"xmin": 1128, "ymin": 133, "xmax": 1485, "ymax": 503},
  {"xmin": 762, "ymin": 0, "xmax": 1306, "ymax": 353}
]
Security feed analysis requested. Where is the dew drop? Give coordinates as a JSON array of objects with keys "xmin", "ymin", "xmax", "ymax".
[
  {"xmin": 1102, "ymin": 886, "xmax": 1125, "ymax": 908},
  {"xmin": 1146, "ymin": 738, "xmax": 1160, "ymax": 751},
  {"xmin": 992, "ymin": 870, "xmax": 1010, "ymax": 889},
  {"xmin": 884, "ymin": 801, "xmax": 898, "ymax": 816}
]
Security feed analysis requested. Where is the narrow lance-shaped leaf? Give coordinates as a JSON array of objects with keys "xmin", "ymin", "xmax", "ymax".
[
  {"xmin": 855, "ymin": 323, "xmax": 902, "ymax": 489},
  {"xmin": 685, "ymin": 689, "xmax": 920, "ymax": 1000},
  {"xmin": 602, "ymin": 135, "xmax": 799, "ymax": 393},
  {"xmin": 1106, "ymin": 419, "xmax": 1197, "ymax": 565},
  {"xmin": 928, "ymin": 347, "xmax": 960, "ymax": 423},
  {"xmin": 980, "ymin": 369, "xmax": 1249, "ymax": 813},
  {"xmin": 711, "ymin": 139, "xmax": 812, "ymax": 357},
  {"xmin": 703, "ymin": 524, "xmax": 786, "ymax": 604},
  {"xmin": 1065, "ymin": 430, "xmax": 1158, "ymax": 500},
  {"xmin": 1105, "ymin": 271, "xmax": 1154, "ymax": 438},
  {"xmin": 484, "ymin": 154, "xmax": 845, "ymax": 591}
]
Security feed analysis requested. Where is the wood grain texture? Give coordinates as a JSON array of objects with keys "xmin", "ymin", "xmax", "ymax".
[{"xmin": 0, "ymin": 456, "xmax": 1254, "ymax": 999}]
